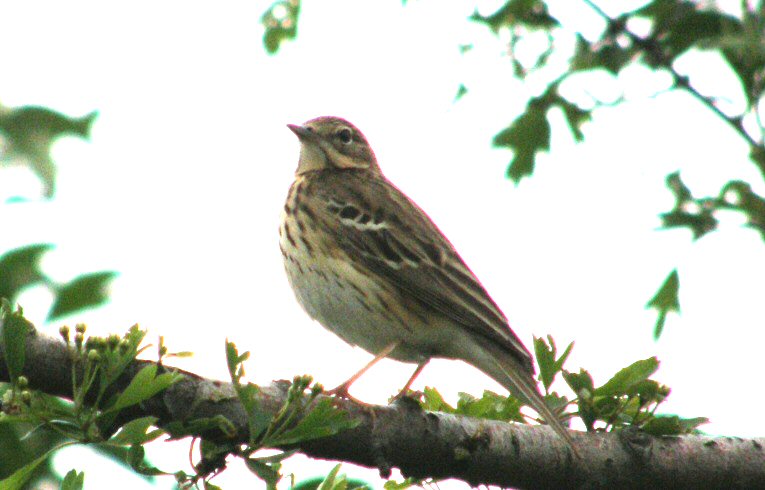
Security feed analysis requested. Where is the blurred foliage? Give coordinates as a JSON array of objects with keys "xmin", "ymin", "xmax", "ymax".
[
  {"xmin": 262, "ymin": 0, "xmax": 301, "ymax": 54},
  {"xmin": 468, "ymin": 0, "xmax": 765, "ymax": 338},
  {"xmin": 0, "ymin": 245, "xmax": 117, "ymax": 322},
  {"xmin": 0, "ymin": 104, "xmax": 96, "ymax": 199}
]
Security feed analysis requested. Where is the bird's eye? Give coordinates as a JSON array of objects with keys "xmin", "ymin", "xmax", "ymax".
[{"xmin": 337, "ymin": 128, "xmax": 353, "ymax": 144}]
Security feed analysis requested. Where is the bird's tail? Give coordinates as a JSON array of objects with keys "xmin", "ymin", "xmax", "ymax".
[{"xmin": 466, "ymin": 336, "xmax": 578, "ymax": 455}]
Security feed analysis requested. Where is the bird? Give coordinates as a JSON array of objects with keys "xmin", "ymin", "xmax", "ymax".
[{"xmin": 280, "ymin": 115, "xmax": 576, "ymax": 451}]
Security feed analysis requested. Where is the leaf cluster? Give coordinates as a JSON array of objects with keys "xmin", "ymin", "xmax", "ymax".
[
  {"xmin": 420, "ymin": 335, "xmax": 706, "ymax": 437},
  {"xmin": 0, "ymin": 305, "xmax": 181, "ymax": 489}
]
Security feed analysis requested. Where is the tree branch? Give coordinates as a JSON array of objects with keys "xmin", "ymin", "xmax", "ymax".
[{"xmin": 2, "ymin": 328, "xmax": 764, "ymax": 489}]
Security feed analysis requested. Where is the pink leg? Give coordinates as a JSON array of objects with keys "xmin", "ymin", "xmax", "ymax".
[
  {"xmin": 327, "ymin": 342, "xmax": 399, "ymax": 400},
  {"xmin": 392, "ymin": 360, "xmax": 429, "ymax": 400}
]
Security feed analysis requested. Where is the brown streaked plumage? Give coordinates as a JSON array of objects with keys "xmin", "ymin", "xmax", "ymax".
[{"xmin": 280, "ymin": 116, "xmax": 576, "ymax": 452}]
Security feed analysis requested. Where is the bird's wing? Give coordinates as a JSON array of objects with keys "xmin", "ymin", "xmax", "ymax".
[{"xmin": 313, "ymin": 170, "xmax": 534, "ymax": 372}]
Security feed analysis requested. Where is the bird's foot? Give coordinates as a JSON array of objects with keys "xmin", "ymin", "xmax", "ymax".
[
  {"xmin": 325, "ymin": 383, "xmax": 372, "ymax": 406},
  {"xmin": 389, "ymin": 388, "xmax": 423, "ymax": 404}
]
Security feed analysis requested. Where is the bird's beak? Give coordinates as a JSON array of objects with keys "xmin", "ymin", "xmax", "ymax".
[{"xmin": 287, "ymin": 124, "xmax": 313, "ymax": 141}]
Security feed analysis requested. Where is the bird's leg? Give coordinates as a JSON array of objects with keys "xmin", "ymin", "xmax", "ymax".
[
  {"xmin": 327, "ymin": 342, "xmax": 399, "ymax": 401},
  {"xmin": 391, "ymin": 360, "xmax": 428, "ymax": 401}
]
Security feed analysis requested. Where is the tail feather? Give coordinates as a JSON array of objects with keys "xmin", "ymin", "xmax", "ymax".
[{"xmin": 465, "ymin": 336, "xmax": 579, "ymax": 455}]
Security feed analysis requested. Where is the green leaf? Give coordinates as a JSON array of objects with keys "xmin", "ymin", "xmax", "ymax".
[
  {"xmin": 102, "ymin": 365, "xmax": 180, "ymax": 415},
  {"xmin": 563, "ymin": 369, "xmax": 595, "ymax": 430},
  {"xmin": 61, "ymin": 469, "xmax": 85, "ymax": 490},
  {"xmin": 642, "ymin": 415, "xmax": 709, "ymax": 436},
  {"xmin": 647, "ymin": 270, "xmax": 680, "ymax": 339},
  {"xmin": 383, "ymin": 479, "xmax": 417, "ymax": 490},
  {"xmin": 534, "ymin": 336, "xmax": 555, "ymax": 391},
  {"xmin": 126, "ymin": 443, "xmax": 165, "ymax": 476},
  {"xmin": 109, "ymin": 416, "xmax": 163, "ymax": 445},
  {"xmin": 100, "ymin": 325, "xmax": 147, "ymax": 387},
  {"xmin": 552, "ymin": 342, "xmax": 573, "ymax": 376},
  {"xmin": 454, "ymin": 84, "xmax": 468, "ymax": 101},
  {"xmin": 164, "ymin": 415, "xmax": 237, "ymax": 440},
  {"xmin": 494, "ymin": 101, "xmax": 551, "ymax": 182},
  {"xmin": 470, "ymin": 0, "xmax": 559, "ymax": 31},
  {"xmin": 225, "ymin": 340, "xmax": 270, "ymax": 441},
  {"xmin": 47, "ymin": 271, "xmax": 118, "ymax": 321},
  {"xmin": 628, "ymin": 379, "xmax": 668, "ymax": 404},
  {"xmin": 0, "ymin": 244, "xmax": 53, "ymax": 301},
  {"xmin": 419, "ymin": 386, "xmax": 455, "ymax": 413},
  {"xmin": 0, "ymin": 301, "xmax": 33, "ymax": 381},
  {"xmin": 720, "ymin": 180, "xmax": 765, "ymax": 242},
  {"xmin": 534, "ymin": 336, "xmax": 573, "ymax": 392},
  {"xmin": 454, "ymin": 391, "xmax": 524, "ymax": 423},
  {"xmin": 126, "ymin": 443, "xmax": 144, "ymax": 470},
  {"xmin": 557, "ymin": 96, "xmax": 591, "ymax": 142},
  {"xmin": 570, "ymin": 34, "xmax": 634, "ymax": 74},
  {"xmin": 245, "ymin": 457, "xmax": 282, "ymax": 490},
  {"xmin": 317, "ymin": 464, "xmax": 346, "ymax": 490},
  {"xmin": 0, "ymin": 452, "xmax": 50, "ymax": 490},
  {"xmin": 595, "ymin": 358, "xmax": 660, "ymax": 397},
  {"xmin": 562, "ymin": 369, "xmax": 594, "ymax": 395},
  {"xmin": 634, "ymin": 1, "xmax": 741, "ymax": 63},
  {"xmin": 225, "ymin": 340, "xmax": 250, "ymax": 382},
  {"xmin": 268, "ymin": 399, "xmax": 358, "ymax": 446},
  {"xmin": 661, "ymin": 172, "xmax": 718, "ymax": 239}
]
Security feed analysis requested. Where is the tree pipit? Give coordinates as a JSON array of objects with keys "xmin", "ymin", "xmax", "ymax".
[{"xmin": 281, "ymin": 116, "xmax": 576, "ymax": 451}]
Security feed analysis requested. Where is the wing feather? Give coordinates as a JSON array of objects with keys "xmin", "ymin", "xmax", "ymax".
[{"xmin": 312, "ymin": 170, "xmax": 534, "ymax": 371}]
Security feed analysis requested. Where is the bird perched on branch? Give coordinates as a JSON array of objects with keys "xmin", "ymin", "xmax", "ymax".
[{"xmin": 280, "ymin": 116, "xmax": 576, "ymax": 452}]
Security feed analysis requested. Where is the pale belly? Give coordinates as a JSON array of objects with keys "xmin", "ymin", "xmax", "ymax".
[{"xmin": 281, "ymin": 234, "xmax": 451, "ymax": 364}]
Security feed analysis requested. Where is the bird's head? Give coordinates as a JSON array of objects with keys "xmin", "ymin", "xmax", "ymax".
[{"xmin": 287, "ymin": 116, "xmax": 381, "ymax": 175}]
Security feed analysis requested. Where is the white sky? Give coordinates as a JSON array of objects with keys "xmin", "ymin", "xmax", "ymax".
[{"xmin": 1, "ymin": 0, "xmax": 764, "ymax": 488}]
